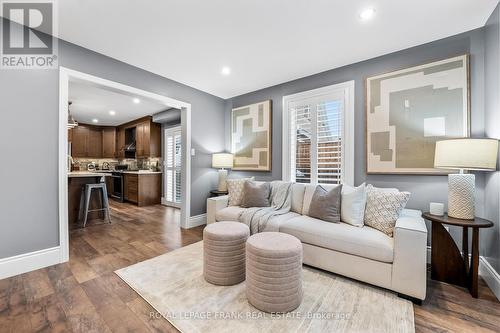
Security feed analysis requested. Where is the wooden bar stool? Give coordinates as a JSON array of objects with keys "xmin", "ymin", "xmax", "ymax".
[{"xmin": 78, "ymin": 182, "xmax": 111, "ymax": 228}]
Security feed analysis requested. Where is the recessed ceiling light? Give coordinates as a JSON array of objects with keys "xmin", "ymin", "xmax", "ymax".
[
  {"xmin": 133, "ymin": 98, "xmax": 141, "ymax": 104},
  {"xmin": 359, "ymin": 7, "xmax": 376, "ymax": 21},
  {"xmin": 221, "ymin": 66, "xmax": 231, "ymax": 76},
  {"xmin": 109, "ymin": 110, "xmax": 116, "ymax": 116},
  {"xmin": 92, "ymin": 118, "xmax": 99, "ymax": 123}
]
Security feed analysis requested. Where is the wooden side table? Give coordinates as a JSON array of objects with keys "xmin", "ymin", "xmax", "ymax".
[
  {"xmin": 422, "ymin": 212, "xmax": 493, "ymax": 298},
  {"xmin": 210, "ymin": 190, "xmax": 228, "ymax": 198}
]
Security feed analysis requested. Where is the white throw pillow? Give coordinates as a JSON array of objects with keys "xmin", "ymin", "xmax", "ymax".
[
  {"xmin": 226, "ymin": 177, "xmax": 254, "ymax": 206},
  {"xmin": 341, "ymin": 183, "xmax": 367, "ymax": 227},
  {"xmin": 364, "ymin": 185, "xmax": 410, "ymax": 237}
]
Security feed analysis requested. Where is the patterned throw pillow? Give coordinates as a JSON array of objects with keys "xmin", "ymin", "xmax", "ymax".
[
  {"xmin": 364, "ymin": 185, "xmax": 410, "ymax": 236},
  {"xmin": 227, "ymin": 177, "xmax": 254, "ymax": 206}
]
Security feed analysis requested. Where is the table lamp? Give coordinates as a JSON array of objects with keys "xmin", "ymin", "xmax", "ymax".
[
  {"xmin": 434, "ymin": 138, "xmax": 498, "ymax": 219},
  {"xmin": 212, "ymin": 153, "xmax": 233, "ymax": 192}
]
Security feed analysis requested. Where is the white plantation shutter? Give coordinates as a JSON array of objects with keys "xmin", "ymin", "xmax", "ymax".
[
  {"xmin": 165, "ymin": 126, "xmax": 182, "ymax": 206},
  {"xmin": 284, "ymin": 82, "xmax": 354, "ymax": 185}
]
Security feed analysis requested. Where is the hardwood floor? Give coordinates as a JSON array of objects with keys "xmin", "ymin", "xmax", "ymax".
[{"xmin": 0, "ymin": 200, "xmax": 499, "ymax": 332}]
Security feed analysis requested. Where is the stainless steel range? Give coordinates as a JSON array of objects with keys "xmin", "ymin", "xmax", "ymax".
[{"xmin": 111, "ymin": 165, "xmax": 128, "ymax": 201}]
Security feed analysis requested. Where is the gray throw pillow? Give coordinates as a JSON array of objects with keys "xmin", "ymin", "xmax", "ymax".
[
  {"xmin": 241, "ymin": 181, "xmax": 271, "ymax": 208},
  {"xmin": 308, "ymin": 185, "xmax": 343, "ymax": 223}
]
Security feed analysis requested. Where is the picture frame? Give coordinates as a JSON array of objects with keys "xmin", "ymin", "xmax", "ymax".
[
  {"xmin": 365, "ymin": 54, "xmax": 470, "ymax": 175},
  {"xmin": 231, "ymin": 100, "xmax": 272, "ymax": 171}
]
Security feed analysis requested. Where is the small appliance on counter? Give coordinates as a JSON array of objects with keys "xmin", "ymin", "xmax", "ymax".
[
  {"xmin": 87, "ymin": 162, "xmax": 96, "ymax": 171},
  {"xmin": 102, "ymin": 162, "xmax": 110, "ymax": 170}
]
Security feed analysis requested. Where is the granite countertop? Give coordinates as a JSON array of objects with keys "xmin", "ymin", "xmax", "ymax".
[{"xmin": 68, "ymin": 171, "xmax": 111, "ymax": 178}]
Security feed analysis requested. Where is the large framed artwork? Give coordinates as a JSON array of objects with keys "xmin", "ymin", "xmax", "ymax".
[
  {"xmin": 366, "ymin": 54, "xmax": 470, "ymax": 174},
  {"xmin": 231, "ymin": 100, "xmax": 272, "ymax": 171}
]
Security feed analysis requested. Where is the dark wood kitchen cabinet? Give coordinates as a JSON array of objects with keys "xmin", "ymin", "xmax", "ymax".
[
  {"xmin": 87, "ymin": 127, "xmax": 102, "ymax": 158},
  {"xmin": 102, "ymin": 127, "xmax": 116, "ymax": 158},
  {"xmin": 124, "ymin": 173, "xmax": 161, "ymax": 206},
  {"xmin": 136, "ymin": 120, "xmax": 161, "ymax": 158},
  {"xmin": 71, "ymin": 126, "xmax": 89, "ymax": 157},
  {"xmin": 116, "ymin": 128, "xmax": 125, "ymax": 158}
]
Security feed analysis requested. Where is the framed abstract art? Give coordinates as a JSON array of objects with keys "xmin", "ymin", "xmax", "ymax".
[
  {"xmin": 231, "ymin": 100, "xmax": 272, "ymax": 171},
  {"xmin": 366, "ymin": 55, "xmax": 470, "ymax": 174}
]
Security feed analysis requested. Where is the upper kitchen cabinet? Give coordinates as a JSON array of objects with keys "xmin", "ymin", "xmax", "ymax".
[
  {"xmin": 71, "ymin": 124, "xmax": 102, "ymax": 158},
  {"xmin": 102, "ymin": 127, "xmax": 116, "ymax": 158},
  {"xmin": 136, "ymin": 120, "xmax": 161, "ymax": 158},
  {"xmin": 71, "ymin": 125, "xmax": 88, "ymax": 157}
]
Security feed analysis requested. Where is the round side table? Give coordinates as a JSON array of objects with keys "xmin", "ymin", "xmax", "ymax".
[{"xmin": 422, "ymin": 212, "xmax": 493, "ymax": 298}]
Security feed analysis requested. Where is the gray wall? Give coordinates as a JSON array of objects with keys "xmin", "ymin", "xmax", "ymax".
[
  {"xmin": 225, "ymin": 29, "xmax": 487, "ymax": 247},
  {"xmin": 483, "ymin": 3, "xmax": 500, "ymax": 274},
  {"xmin": 0, "ymin": 23, "xmax": 225, "ymax": 258}
]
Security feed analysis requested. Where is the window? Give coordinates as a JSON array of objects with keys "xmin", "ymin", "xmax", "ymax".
[
  {"xmin": 283, "ymin": 82, "xmax": 354, "ymax": 185},
  {"xmin": 164, "ymin": 126, "xmax": 181, "ymax": 206}
]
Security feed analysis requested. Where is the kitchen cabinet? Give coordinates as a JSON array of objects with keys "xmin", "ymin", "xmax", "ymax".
[
  {"xmin": 88, "ymin": 127, "xmax": 102, "ymax": 158},
  {"xmin": 124, "ymin": 173, "xmax": 161, "ymax": 206},
  {"xmin": 116, "ymin": 128, "xmax": 125, "ymax": 159},
  {"xmin": 102, "ymin": 127, "xmax": 116, "ymax": 158},
  {"xmin": 135, "ymin": 120, "xmax": 161, "ymax": 158},
  {"xmin": 71, "ymin": 125, "xmax": 89, "ymax": 157}
]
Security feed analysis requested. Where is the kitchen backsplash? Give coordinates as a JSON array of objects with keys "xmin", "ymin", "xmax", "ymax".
[{"xmin": 73, "ymin": 157, "xmax": 162, "ymax": 171}]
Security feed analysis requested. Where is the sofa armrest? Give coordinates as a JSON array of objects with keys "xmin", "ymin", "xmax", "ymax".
[
  {"xmin": 391, "ymin": 212, "xmax": 428, "ymax": 300},
  {"xmin": 207, "ymin": 195, "xmax": 229, "ymax": 224}
]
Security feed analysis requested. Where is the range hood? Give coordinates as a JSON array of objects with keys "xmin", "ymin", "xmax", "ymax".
[{"xmin": 124, "ymin": 141, "xmax": 136, "ymax": 152}]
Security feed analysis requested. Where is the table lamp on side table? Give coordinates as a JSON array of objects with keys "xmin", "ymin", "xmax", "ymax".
[
  {"xmin": 212, "ymin": 153, "xmax": 234, "ymax": 192},
  {"xmin": 434, "ymin": 138, "xmax": 498, "ymax": 219}
]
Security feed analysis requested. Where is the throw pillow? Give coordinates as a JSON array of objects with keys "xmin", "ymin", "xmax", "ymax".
[
  {"xmin": 341, "ymin": 183, "xmax": 367, "ymax": 227},
  {"xmin": 241, "ymin": 181, "xmax": 271, "ymax": 208},
  {"xmin": 227, "ymin": 177, "xmax": 254, "ymax": 206},
  {"xmin": 308, "ymin": 185, "xmax": 343, "ymax": 223},
  {"xmin": 364, "ymin": 186, "xmax": 410, "ymax": 236}
]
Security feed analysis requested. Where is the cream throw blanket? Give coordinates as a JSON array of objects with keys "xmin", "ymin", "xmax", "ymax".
[{"xmin": 238, "ymin": 181, "xmax": 292, "ymax": 234}]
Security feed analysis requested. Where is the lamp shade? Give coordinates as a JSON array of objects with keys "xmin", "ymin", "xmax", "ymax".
[
  {"xmin": 434, "ymin": 138, "xmax": 498, "ymax": 171},
  {"xmin": 212, "ymin": 153, "xmax": 233, "ymax": 168}
]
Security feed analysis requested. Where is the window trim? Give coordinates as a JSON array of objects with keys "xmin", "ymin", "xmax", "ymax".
[{"xmin": 282, "ymin": 81, "xmax": 355, "ymax": 186}]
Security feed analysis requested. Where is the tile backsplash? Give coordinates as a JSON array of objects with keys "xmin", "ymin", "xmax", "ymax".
[{"xmin": 73, "ymin": 157, "xmax": 162, "ymax": 171}]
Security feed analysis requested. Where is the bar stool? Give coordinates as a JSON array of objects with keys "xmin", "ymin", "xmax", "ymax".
[{"xmin": 78, "ymin": 182, "xmax": 111, "ymax": 228}]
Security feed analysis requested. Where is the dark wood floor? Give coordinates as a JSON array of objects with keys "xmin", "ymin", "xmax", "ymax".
[{"xmin": 0, "ymin": 201, "xmax": 499, "ymax": 333}]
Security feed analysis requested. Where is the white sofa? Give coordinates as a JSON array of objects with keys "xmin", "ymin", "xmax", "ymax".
[{"xmin": 207, "ymin": 183, "xmax": 428, "ymax": 301}]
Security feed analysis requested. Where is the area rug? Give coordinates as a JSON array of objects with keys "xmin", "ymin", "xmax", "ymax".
[{"xmin": 115, "ymin": 241, "xmax": 414, "ymax": 333}]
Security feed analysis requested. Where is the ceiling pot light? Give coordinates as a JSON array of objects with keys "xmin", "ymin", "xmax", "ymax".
[
  {"xmin": 133, "ymin": 98, "xmax": 141, "ymax": 104},
  {"xmin": 221, "ymin": 66, "xmax": 231, "ymax": 75},
  {"xmin": 92, "ymin": 118, "xmax": 99, "ymax": 123},
  {"xmin": 109, "ymin": 110, "xmax": 116, "ymax": 115},
  {"xmin": 359, "ymin": 7, "xmax": 376, "ymax": 21}
]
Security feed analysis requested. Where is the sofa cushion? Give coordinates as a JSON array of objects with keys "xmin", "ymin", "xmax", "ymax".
[
  {"xmin": 308, "ymin": 185, "xmax": 342, "ymax": 223},
  {"xmin": 241, "ymin": 181, "xmax": 271, "ymax": 208},
  {"xmin": 280, "ymin": 215, "xmax": 394, "ymax": 263},
  {"xmin": 261, "ymin": 212, "xmax": 301, "ymax": 232},
  {"xmin": 227, "ymin": 177, "xmax": 254, "ymax": 206},
  {"xmin": 341, "ymin": 183, "xmax": 367, "ymax": 227},
  {"xmin": 215, "ymin": 206, "xmax": 247, "ymax": 222},
  {"xmin": 302, "ymin": 184, "xmax": 337, "ymax": 216},
  {"xmin": 290, "ymin": 183, "xmax": 305, "ymax": 214}
]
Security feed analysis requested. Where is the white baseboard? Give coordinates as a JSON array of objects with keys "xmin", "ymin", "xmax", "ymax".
[
  {"xmin": 426, "ymin": 246, "xmax": 500, "ymax": 301},
  {"xmin": 479, "ymin": 257, "xmax": 500, "ymax": 301},
  {"xmin": 188, "ymin": 214, "xmax": 207, "ymax": 228},
  {"xmin": 0, "ymin": 246, "xmax": 62, "ymax": 280}
]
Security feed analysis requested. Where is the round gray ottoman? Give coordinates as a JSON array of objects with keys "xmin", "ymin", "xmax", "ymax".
[
  {"xmin": 246, "ymin": 232, "xmax": 303, "ymax": 313},
  {"xmin": 203, "ymin": 221, "xmax": 250, "ymax": 285}
]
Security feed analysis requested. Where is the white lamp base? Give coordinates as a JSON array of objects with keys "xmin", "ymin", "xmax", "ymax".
[
  {"xmin": 448, "ymin": 173, "xmax": 475, "ymax": 219},
  {"xmin": 218, "ymin": 169, "xmax": 228, "ymax": 192}
]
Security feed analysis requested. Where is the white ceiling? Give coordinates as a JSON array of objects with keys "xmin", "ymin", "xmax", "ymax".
[
  {"xmin": 58, "ymin": 0, "xmax": 498, "ymax": 99},
  {"xmin": 69, "ymin": 80, "xmax": 172, "ymax": 126}
]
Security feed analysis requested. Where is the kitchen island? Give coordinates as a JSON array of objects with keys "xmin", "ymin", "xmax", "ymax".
[{"xmin": 68, "ymin": 172, "xmax": 111, "ymax": 228}]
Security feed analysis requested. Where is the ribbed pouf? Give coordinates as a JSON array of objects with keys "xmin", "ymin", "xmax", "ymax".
[
  {"xmin": 246, "ymin": 232, "xmax": 303, "ymax": 313},
  {"xmin": 203, "ymin": 221, "xmax": 250, "ymax": 285}
]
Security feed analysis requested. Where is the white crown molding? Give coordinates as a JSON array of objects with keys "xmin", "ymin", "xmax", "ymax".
[{"xmin": 0, "ymin": 246, "xmax": 62, "ymax": 280}]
